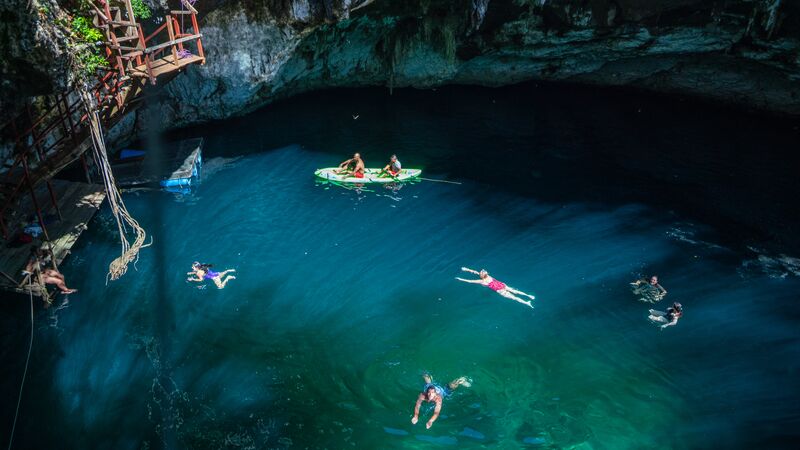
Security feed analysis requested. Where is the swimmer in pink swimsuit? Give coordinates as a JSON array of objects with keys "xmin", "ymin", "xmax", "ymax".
[{"xmin": 456, "ymin": 267, "xmax": 535, "ymax": 308}]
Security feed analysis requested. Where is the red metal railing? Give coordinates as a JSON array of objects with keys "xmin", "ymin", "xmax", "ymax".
[{"xmin": 0, "ymin": 0, "xmax": 205, "ymax": 240}]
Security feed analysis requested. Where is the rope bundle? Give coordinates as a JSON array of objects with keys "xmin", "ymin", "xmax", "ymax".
[{"xmin": 81, "ymin": 91, "xmax": 150, "ymax": 282}]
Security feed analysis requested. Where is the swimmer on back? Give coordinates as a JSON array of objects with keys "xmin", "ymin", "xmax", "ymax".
[
  {"xmin": 649, "ymin": 302, "xmax": 683, "ymax": 329},
  {"xmin": 456, "ymin": 267, "xmax": 535, "ymax": 308}
]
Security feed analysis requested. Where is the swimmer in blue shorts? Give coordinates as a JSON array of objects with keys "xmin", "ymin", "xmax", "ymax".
[{"xmin": 411, "ymin": 373, "xmax": 471, "ymax": 429}]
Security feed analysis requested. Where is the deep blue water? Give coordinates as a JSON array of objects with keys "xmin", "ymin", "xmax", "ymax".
[{"xmin": 2, "ymin": 84, "xmax": 799, "ymax": 449}]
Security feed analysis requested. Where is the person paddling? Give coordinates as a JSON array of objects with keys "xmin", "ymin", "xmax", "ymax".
[
  {"xmin": 336, "ymin": 153, "xmax": 365, "ymax": 178},
  {"xmin": 380, "ymin": 154, "xmax": 402, "ymax": 178}
]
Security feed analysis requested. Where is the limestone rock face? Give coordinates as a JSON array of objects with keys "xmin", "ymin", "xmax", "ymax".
[
  {"xmin": 1, "ymin": 0, "xmax": 799, "ymax": 138},
  {"xmin": 151, "ymin": 0, "xmax": 799, "ymax": 131},
  {"xmin": 0, "ymin": 0, "xmax": 73, "ymax": 124}
]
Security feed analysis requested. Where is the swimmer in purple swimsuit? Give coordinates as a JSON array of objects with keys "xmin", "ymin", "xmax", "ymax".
[
  {"xmin": 456, "ymin": 267, "xmax": 535, "ymax": 308},
  {"xmin": 187, "ymin": 262, "xmax": 236, "ymax": 289}
]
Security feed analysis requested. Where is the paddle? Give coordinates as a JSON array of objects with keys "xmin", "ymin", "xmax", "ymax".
[
  {"xmin": 377, "ymin": 168, "xmax": 400, "ymax": 181},
  {"xmin": 419, "ymin": 177, "xmax": 461, "ymax": 185}
]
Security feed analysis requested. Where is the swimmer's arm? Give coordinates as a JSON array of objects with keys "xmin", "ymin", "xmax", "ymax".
[
  {"xmin": 412, "ymin": 394, "xmax": 424, "ymax": 424},
  {"xmin": 426, "ymin": 400, "xmax": 442, "ymax": 429},
  {"xmin": 656, "ymin": 284, "xmax": 667, "ymax": 295},
  {"xmin": 661, "ymin": 318, "xmax": 678, "ymax": 329},
  {"xmin": 187, "ymin": 273, "xmax": 202, "ymax": 282},
  {"xmin": 455, "ymin": 277, "xmax": 482, "ymax": 284},
  {"xmin": 461, "ymin": 267, "xmax": 480, "ymax": 275}
]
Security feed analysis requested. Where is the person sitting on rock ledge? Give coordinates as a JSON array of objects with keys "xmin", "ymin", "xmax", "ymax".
[{"xmin": 22, "ymin": 247, "xmax": 77, "ymax": 294}]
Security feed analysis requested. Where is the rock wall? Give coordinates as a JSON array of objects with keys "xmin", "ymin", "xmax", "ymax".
[
  {"xmin": 1, "ymin": 0, "xmax": 799, "ymax": 140},
  {"xmin": 144, "ymin": 0, "xmax": 800, "ymax": 133}
]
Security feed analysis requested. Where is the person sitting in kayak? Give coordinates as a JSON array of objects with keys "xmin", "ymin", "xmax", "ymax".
[
  {"xmin": 456, "ymin": 267, "xmax": 535, "ymax": 308},
  {"xmin": 411, "ymin": 373, "xmax": 471, "ymax": 429},
  {"xmin": 187, "ymin": 262, "xmax": 236, "ymax": 289},
  {"xmin": 336, "ymin": 153, "xmax": 365, "ymax": 178},
  {"xmin": 649, "ymin": 302, "xmax": 683, "ymax": 329},
  {"xmin": 631, "ymin": 275, "xmax": 667, "ymax": 301},
  {"xmin": 381, "ymin": 154, "xmax": 402, "ymax": 177}
]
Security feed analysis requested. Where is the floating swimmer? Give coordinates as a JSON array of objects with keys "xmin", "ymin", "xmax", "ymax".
[
  {"xmin": 631, "ymin": 275, "xmax": 667, "ymax": 303},
  {"xmin": 187, "ymin": 262, "xmax": 236, "ymax": 289},
  {"xmin": 456, "ymin": 267, "xmax": 535, "ymax": 308},
  {"xmin": 411, "ymin": 373, "xmax": 471, "ymax": 429},
  {"xmin": 649, "ymin": 302, "xmax": 683, "ymax": 329}
]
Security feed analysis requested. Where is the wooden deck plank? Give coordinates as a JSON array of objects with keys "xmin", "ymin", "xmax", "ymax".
[
  {"xmin": 113, "ymin": 138, "xmax": 203, "ymax": 187},
  {"xmin": 0, "ymin": 179, "xmax": 105, "ymax": 297},
  {"xmin": 131, "ymin": 54, "xmax": 204, "ymax": 79}
]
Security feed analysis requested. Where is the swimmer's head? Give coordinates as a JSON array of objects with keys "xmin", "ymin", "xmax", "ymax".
[
  {"xmin": 673, "ymin": 302, "xmax": 682, "ymax": 311},
  {"xmin": 425, "ymin": 386, "xmax": 438, "ymax": 400},
  {"xmin": 479, "ymin": 269, "xmax": 488, "ymax": 278},
  {"xmin": 650, "ymin": 276, "xmax": 658, "ymax": 285}
]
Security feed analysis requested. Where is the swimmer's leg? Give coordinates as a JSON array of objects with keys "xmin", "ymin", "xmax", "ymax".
[
  {"xmin": 498, "ymin": 290, "xmax": 534, "ymax": 308},
  {"xmin": 423, "ymin": 373, "xmax": 433, "ymax": 384},
  {"xmin": 219, "ymin": 269, "xmax": 236, "ymax": 277},
  {"xmin": 448, "ymin": 377, "xmax": 471, "ymax": 390},
  {"xmin": 648, "ymin": 310, "xmax": 667, "ymax": 323},
  {"xmin": 505, "ymin": 286, "xmax": 535, "ymax": 300},
  {"xmin": 218, "ymin": 275, "xmax": 236, "ymax": 288}
]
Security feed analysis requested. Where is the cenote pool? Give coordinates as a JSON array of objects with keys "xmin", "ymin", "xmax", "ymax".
[{"xmin": 2, "ymin": 84, "xmax": 799, "ymax": 449}]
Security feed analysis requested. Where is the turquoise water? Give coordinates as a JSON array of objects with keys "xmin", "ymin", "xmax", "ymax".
[{"xmin": 2, "ymin": 85, "xmax": 799, "ymax": 449}]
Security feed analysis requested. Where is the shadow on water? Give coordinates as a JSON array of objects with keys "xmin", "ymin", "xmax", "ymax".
[
  {"xmin": 142, "ymin": 101, "xmax": 177, "ymax": 449},
  {"xmin": 168, "ymin": 82, "xmax": 800, "ymax": 254}
]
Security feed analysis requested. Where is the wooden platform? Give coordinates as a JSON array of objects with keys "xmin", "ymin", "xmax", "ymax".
[
  {"xmin": 112, "ymin": 138, "xmax": 203, "ymax": 187},
  {"xmin": 131, "ymin": 54, "xmax": 205, "ymax": 79},
  {"xmin": 0, "ymin": 179, "xmax": 105, "ymax": 297}
]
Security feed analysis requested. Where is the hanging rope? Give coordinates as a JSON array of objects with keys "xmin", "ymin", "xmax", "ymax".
[
  {"xmin": 80, "ymin": 91, "xmax": 150, "ymax": 282},
  {"xmin": 6, "ymin": 278, "xmax": 35, "ymax": 450}
]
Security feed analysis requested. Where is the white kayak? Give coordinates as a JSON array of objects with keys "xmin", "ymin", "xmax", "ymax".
[{"xmin": 314, "ymin": 167, "xmax": 422, "ymax": 183}]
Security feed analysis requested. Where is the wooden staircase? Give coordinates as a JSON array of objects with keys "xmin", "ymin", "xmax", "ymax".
[{"xmin": 0, "ymin": 0, "xmax": 206, "ymax": 241}]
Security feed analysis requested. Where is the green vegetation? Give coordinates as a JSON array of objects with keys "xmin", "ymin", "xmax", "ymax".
[
  {"xmin": 76, "ymin": 51, "xmax": 109, "ymax": 76},
  {"xmin": 69, "ymin": 16, "xmax": 108, "ymax": 77},
  {"xmin": 72, "ymin": 16, "xmax": 103, "ymax": 43},
  {"xmin": 131, "ymin": 0, "xmax": 152, "ymax": 20}
]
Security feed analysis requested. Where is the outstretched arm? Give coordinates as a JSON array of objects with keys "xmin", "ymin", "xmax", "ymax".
[
  {"xmin": 461, "ymin": 267, "xmax": 480, "ymax": 275},
  {"xmin": 187, "ymin": 273, "xmax": 203, "ymax": 282},
  {"xmin": 661, "ymin": 317, "xmax": 679, "ymax": 329},
  {"xmin": 426, "ymin": 400, "xmax": 442, "ymax": 429},
  {"xmin": 655, "ymin": 284, "xmax": 667, "ymax": 295},
  {"xmin": 411, "ymin": 394, "xmax": 424, "ymax": 424},
  {"xmin": 455, "ymin": 277, "xmax": 483, "ymax": 284}
]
